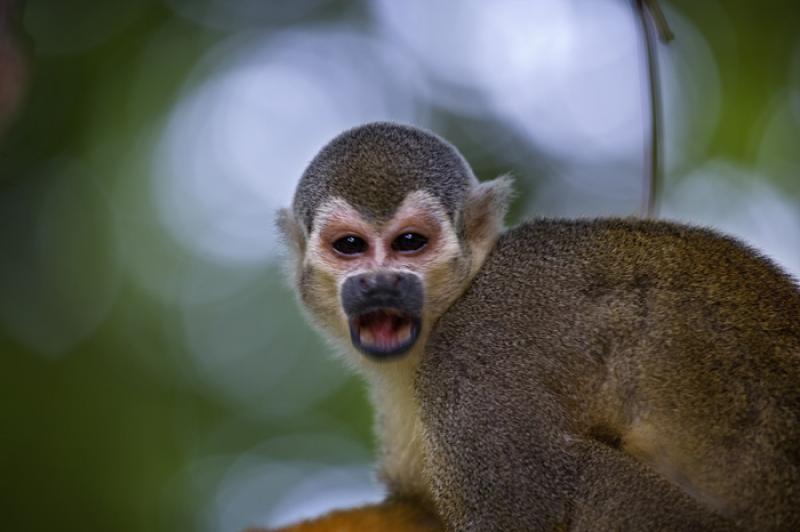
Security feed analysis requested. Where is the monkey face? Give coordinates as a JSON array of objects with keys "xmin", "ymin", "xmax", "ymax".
[
  {"xmin": 278, "ymin": 123, "xmax": 513, "ymax": 365},
  {"xmin": 290, "ymin": 191, "xmax": 470, "ymax": 362}
]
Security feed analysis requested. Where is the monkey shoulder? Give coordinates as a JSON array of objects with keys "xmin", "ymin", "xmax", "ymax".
[
  {"xmin": 420, "ymin": 217, "xmax": 800, "ymax": 399},
  {"xmin": 486, "ymin": 217, "xmax": 793, "ymax": 280},
  {"xmin": 416, "ymin": 218, "xmax": 800, "ymax": 530},
  {"xmin": 467, "ymin": 217, "xmax": 799, "ymax": 316}
]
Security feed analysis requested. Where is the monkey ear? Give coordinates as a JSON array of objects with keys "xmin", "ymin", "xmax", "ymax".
[
  {"xmin": 276, "ymin": 208, "xmax": 306, "ymax": 257},
  {"xmin": 462, "ymin": 174, "xmax": 514, "ymax": 246}
]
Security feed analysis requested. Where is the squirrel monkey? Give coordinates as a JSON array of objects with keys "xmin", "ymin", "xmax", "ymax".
[{"xmin": 260, "ymin": 122, "xmax": 800, "ymax": 531}]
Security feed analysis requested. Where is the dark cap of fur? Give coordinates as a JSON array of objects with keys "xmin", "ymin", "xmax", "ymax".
[{"xmin": 293, "ymin": 122, "xmax": 478, "ymax": 232}]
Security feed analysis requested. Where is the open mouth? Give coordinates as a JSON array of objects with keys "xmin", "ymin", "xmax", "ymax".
[{"xmin": 349, "ymin": 308, "xmax": 421, "ymax": 359}]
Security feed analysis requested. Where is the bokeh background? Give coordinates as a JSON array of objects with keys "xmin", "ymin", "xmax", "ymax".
[{"xmin": 1, "ymin": 0, "xmax": 798, "ymax": 530}]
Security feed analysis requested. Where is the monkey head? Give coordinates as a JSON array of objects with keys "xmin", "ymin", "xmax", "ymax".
[{"xmin": 278, "ymin": 122, "xmax": 512, "ymax": 364}]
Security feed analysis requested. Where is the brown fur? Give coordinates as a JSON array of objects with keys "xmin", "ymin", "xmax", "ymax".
[
  {"xmin": 419, "ymin": 219, "xmax": 800, "ymax": 530},
  {"xmin": 278, "ymin": 122, "xmax": 800, "ymax": 531},
  {"xmin": 292, "ymin": 122, "xmax": 478, "ymax": 232}
]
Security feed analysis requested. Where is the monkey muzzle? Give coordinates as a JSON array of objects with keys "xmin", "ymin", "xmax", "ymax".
[{"xmin": 340, "ymin": 272, "xmax": 423, "ymax": 360}]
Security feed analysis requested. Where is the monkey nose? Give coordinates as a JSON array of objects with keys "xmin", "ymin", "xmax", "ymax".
[
  {"xmin": 357, "ymin": 272, "xmax": 403, "ymax": 290},
  {"xmin": 341, "ymin": 271, "xmax": 424, "ymax": 319}
]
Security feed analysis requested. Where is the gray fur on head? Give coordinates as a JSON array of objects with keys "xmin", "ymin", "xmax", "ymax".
[{"xmin": 293, "ymin": 122, "xmax": 479, "ymax": 232}]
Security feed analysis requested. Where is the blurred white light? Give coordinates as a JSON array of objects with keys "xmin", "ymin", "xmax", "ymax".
[
  {"xmin": 215, "ymin": 463, "xmax": 383, "ymax": 532},
  {"xmin": 522, "ymin": 5, "xmax": 722, "ymax": 218},
  {"xmin": 155, "ymin": 27, "xmax": 426, "ymax": 265},
  {"xmin": 374, "ymin": 0, "xmax": 642, "ymax": 160},
  {"xmin": 198, "ymin": 435, "xmax": 379, "ymax": 532},
  {"xmin": 527, "ymin": 160, "xmax": 644, "ymax": 218},
  {"xmin": 373, "ymin": 1, "xmax": 571, "ymax": 104},
  {"xmin": 374, "ymin": 0, "xmax": 721, "ymax": 180},
  {"xmin": 658, "ymin": 5, "xmax": 722, "ymax": 172},
  {"xmin": 487, "ymin": 0, "xmax": 644, "ymax": 161},
  {"xmin": 266, "ymin": 466, "xmax": 385, "ymax": 529},
  {"xmin": 663, "ymin": 159, "xmax": 800, "ymax": 280}
]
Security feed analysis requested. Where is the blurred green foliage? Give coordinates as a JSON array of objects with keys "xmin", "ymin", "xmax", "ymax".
[{"xmin": 0, "ymin": 1, "xmax": 798, "ymax": 531}]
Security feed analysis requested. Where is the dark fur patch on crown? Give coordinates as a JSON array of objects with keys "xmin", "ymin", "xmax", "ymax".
[{"xmin": 293, "ymin": 122, "xmax": 478, "ymax": 232}]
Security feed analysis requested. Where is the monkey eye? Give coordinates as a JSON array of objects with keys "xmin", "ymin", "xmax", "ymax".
[
  {"xmin": 332, "ymin": 235, "xmax": 368, "ymax": 255},
  {"xmin": 392, "ymin": 232, "xmax": 428, "ymax": 253}
]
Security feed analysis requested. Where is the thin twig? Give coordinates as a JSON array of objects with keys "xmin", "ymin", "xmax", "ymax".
[{"xmin": 636, "ymin": 0, "xmax": 673, "ymax": 219}]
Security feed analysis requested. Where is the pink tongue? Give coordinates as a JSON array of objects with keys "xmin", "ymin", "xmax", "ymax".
[{"xmin": 373, "ymin": 316, "xmax": 397, "ymax": 343}]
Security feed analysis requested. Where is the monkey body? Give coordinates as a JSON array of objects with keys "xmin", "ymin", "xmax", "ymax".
[
  {"xmin": 271, "ymin": 122, "xmax": 800, "ymax": 532},
  {"xmin": 420, "ymin": 218, "xmax": 800, "ymax": 530}
]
